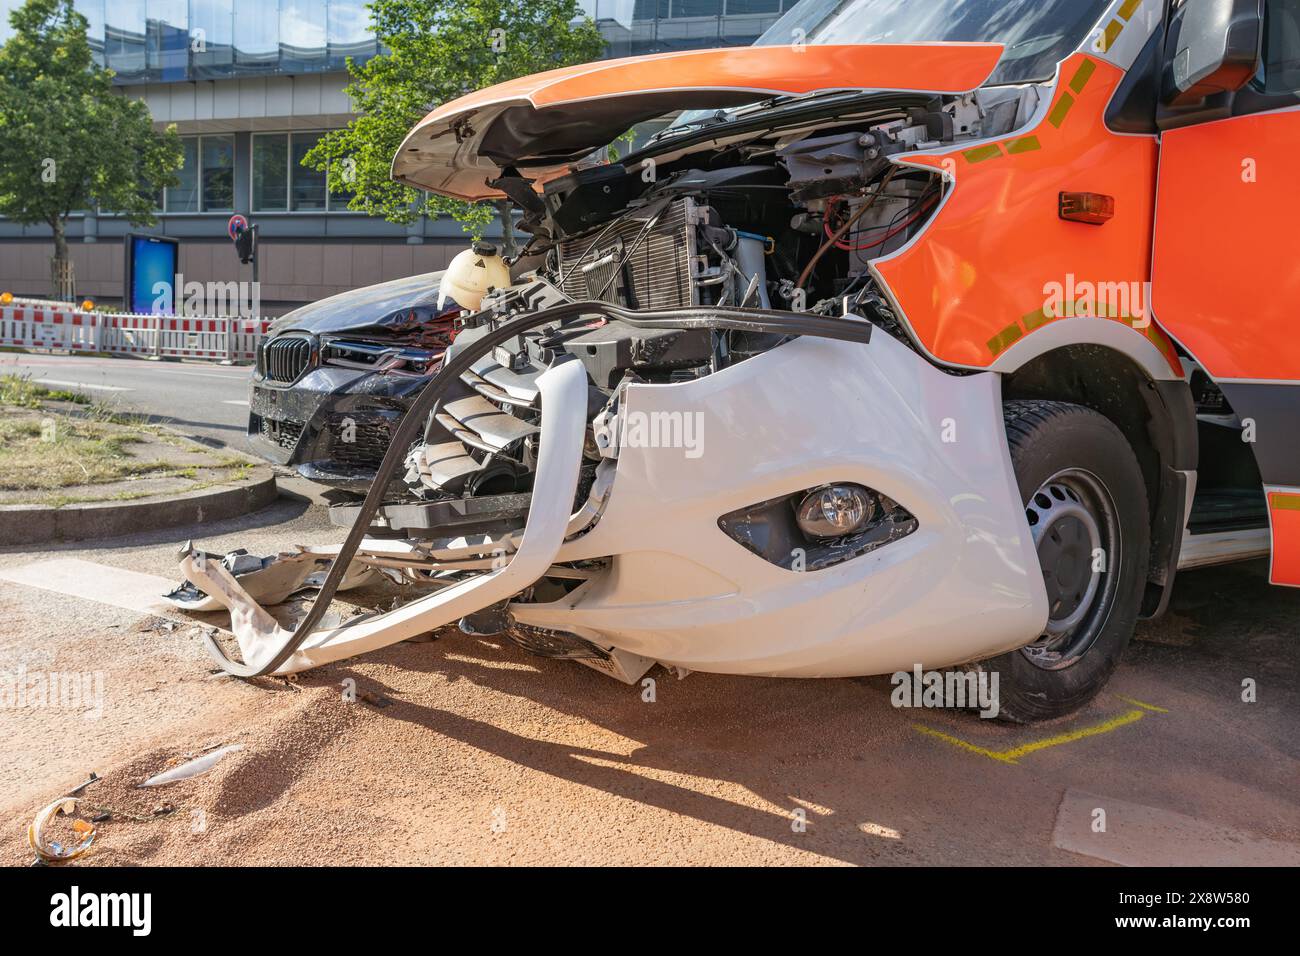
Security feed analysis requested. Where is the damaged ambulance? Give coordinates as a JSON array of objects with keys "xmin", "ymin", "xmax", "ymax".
[{"xmin": 180, "ymin": 0, "xmax": 1300, "ymax": 722}]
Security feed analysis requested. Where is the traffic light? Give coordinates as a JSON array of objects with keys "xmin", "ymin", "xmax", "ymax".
[{"xmin": 234, "ymin": 224, "xmax": 257, "ymax": 265}]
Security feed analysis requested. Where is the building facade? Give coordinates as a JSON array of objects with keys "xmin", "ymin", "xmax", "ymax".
[{"xmin": 0, "ymin": 0, "xmax": 797, "ymax": 313}]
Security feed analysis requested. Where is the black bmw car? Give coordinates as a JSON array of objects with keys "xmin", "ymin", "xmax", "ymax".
[{"xmin": 248, "ymin": 271, "xmax": 455, "ymax": 491}]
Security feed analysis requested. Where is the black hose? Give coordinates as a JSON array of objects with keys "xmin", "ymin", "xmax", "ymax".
[{"xmin": 204, "ymin": 299, "xmax": 872, "ymax": 677}]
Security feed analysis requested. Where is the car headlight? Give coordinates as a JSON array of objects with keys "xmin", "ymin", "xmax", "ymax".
[{"xmin": 321, "ymin": 340, "xmax": 439, "ymax": 376}]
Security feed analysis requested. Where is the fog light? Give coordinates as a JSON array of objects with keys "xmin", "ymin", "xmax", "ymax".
[{"xmin": 796, "ymin": 485, "xmax": 875, "ymax": 538}]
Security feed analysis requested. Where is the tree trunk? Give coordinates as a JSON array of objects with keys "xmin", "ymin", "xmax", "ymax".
[
  {"xmin": 50, "ymin": 219, "xmax": 75, "ymax": 302},
  {"xmin": 497, "ymin": 199, "xmax": 518, "ymax": 258}
]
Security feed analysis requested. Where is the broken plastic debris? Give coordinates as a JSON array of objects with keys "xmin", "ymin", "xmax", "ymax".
[
  {"xmin": 140, "ymin": 744, "xmax": 243, "ymax": 787},
  {"xmin": 28, "ymin": 798, "xmax": 96, "ymax": 863}
]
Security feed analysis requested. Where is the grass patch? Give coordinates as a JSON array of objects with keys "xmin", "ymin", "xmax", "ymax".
[
  {"xmin": 0, "ymin": 373, "xmax": 258, "ymax": 505},
  {"xmin": 0, "ymin": 415, "xmax": 169, "ymax": 491},
  {"xmin": 0, "ymin": 374, "xmax": 91, "ymax": 408}
]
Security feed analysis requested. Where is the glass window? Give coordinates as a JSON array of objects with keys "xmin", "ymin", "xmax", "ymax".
[
  {"xmin": 146, "ymin": 0, "xmax": 190, "ymax": 82},
  {"xmin": 252, "ymin": 133, "xmax": 290, "ymax": 211},
  {"xmin": 168, "ymin": 136, "xmax": 199, "ymax": 212},
  {"xmin": 190, "ymin": 0, "xmax": 235, "ymax": 79},
  {"xmin": 1262, "ymin": 0, "xmax": 1300, "ymax": 94},
  {"xmin": 80, "ymin": 0, "xmax": 108, "ymax": 65},
  {"xmin": 233, "ymin": 0, "xmax": 279, "ymax": 71},
  {"xmin": 674, "ymin": 0, "xmax": 721, "ymax": 16},
  {"xmin": 726, "ymin": 0, "xmax": 781, "ymax": 14},
  {"xmin": 327, "ymin": 133, "xmax": 357, "ymax": 210},
  {"xmin": 201, "ymin": 135, "xmax": 235, "ymax": 211},
  {"xmin": 291, "ymin": 132, "xmax": 327, "ymax": 211},
  {"xmin": 104, "ymin": 0, "xmax": 147, "ymax": 80},
  {"xmin": 755, "ymin": 0, "xmax": 1113, "ymax": 84},
  {"xmin": 327, "ymin": 0, "xmax": 377, "ymax": 68},
  {"xmin": 280, "ymin": 0, "xmax": 328, "ymax": 72},
  {"xmin": 633, "ymin": 0, "xmax": 671, "ymax": 17}
]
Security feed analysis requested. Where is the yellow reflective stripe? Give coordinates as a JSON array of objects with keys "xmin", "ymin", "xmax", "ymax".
[
  {"xmin": 1006, "ymin": 135, "xmax": 1042, "ymax": 154},
  {"xmin": 1069, "ymin": 58, "xmax": 1097, "ymax": 94},
  {"xmin": 987, "ymin": 323, "xmax": 1023, "ymax": 356},
  {"xmin": 1048, "ymin": 92, "xmax": 1075, "ymax": 128},
  {"xmin": 1021, "ymin": 306, "xmax": 1054, "ymax": 332},
  {"xmin": 1118, "ymin": 0, "xmax": 1142, "ymax": 21},
  {"xmin": 964, "ymin": 143, "xmax": 1003, "ymax": 163},
  {"xmin": 1274, "ymin": 494, "xmax": 1300, "ymax": 512},
  {"xmin": 1101, "ymin": 19, "xmax": 1125, "ymax": 52}
]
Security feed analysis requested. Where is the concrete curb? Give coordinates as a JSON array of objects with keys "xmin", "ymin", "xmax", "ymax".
[{"xmin": 0, "ymin": 468, "xmax": 279, "ymax": 546}]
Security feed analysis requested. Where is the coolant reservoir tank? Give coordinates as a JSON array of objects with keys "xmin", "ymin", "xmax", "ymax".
[{"xmin": 438, "ymin": 241, "xmax": 510, "ymax": 312}]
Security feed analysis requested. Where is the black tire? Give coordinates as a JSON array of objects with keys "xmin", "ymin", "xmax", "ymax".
[{"xmin": 982, "ymin": 400, "xmax": 1150, "ymax": 723}]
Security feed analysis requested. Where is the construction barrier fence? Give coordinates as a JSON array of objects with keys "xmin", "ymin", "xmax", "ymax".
[{"xmin": 0, "ymin": 304, "xmax": 272, "ymax": 363}]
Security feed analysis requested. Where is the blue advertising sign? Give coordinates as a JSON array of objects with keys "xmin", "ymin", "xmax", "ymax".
[{"xmin": 123, "ymin": 235, "xmax": 180, "ymax": 315}]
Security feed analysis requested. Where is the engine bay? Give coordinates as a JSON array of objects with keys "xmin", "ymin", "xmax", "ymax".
[{"xmin": 334, "ymin": 86, "xmax": 1044, "ymax": 527}]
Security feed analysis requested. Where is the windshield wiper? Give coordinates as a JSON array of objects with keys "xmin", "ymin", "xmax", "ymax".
[{"xmin": 651, "ymin": 110, "xmax": 734, "ymax": 142}]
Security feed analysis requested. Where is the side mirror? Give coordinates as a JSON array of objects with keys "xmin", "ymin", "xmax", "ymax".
[{"xmin": 1162, "ymin": 0, "xmax": 1264, "ymax": 107}]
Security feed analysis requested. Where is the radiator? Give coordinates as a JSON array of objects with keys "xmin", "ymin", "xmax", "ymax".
[{"xmin": 556, "ymin": 197, "xmax": 699, "ymax": 310}]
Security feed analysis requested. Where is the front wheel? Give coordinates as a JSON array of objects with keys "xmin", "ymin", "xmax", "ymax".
[{"xmin": 982, "ymin": 400, "xmax": 1150, "ymax": 723}]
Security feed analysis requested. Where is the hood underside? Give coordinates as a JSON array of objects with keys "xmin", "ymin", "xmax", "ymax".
[{"xmin": 391, "ymin": 43, "xmax": 1003, "ymax": 202}]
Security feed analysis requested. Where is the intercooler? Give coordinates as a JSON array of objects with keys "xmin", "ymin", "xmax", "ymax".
[{"xmin": 556, "ymin": 197, "xmax": 698, "ymax": 309}]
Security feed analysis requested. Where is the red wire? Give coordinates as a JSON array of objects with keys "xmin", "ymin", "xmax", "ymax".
[{"xmin": 834, "ymin": 195, "xmax": 940, "ymax": 252}]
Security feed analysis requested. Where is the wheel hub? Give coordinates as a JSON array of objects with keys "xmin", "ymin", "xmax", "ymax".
[{"xmin": 1021, "ymin": 471, "xmax": 1119, "ymax": 670}]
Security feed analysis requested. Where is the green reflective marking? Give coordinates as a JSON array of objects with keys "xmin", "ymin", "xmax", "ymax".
[
  {"xmin": 1102, "ymin": 20, "xmax": 1124, "ymax": 51},
  {"xmin": 1022, "ymin": 307, "xmax": 1053, "ymax": 332},
  {"xmin": 988, "ymin": 323, "xmax": 1023, "ymax": 356},
  {"xmin": 1070, "ymin": 58, "xmax": 1097, "ymax": 94},
  {"xmin": 1006, "ymin": 135, "xmax": 1042, "ymax": 155},
  {"xmin": 964, "ymin": 143, "xmax": 1003, "ymax": 163},
  {"xmin": 1048, "ymin": 92, "xmax": 1075, "ymax": 128}
]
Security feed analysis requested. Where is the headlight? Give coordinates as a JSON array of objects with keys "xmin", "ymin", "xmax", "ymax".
[{"xmin": 321, "ymin": 339, "xmax": 439, "ymax": 376}]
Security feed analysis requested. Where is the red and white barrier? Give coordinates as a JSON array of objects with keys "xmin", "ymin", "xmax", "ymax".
[
  {"xmin": 0, "ymin": 304, "xmax": 101, "ymax": 352},
  {"xmin": 0, "ymin": 304, "xmax": 272, "ymax": 363}
]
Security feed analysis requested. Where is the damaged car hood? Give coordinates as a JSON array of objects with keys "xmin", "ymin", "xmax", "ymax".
[
  {"xmin": 391, "ymin": 42, "xmax": 1003, "ymax": 202},
  {"xmin": 268, "ymin": 270, "xmax": 448, "ymax": 338}
]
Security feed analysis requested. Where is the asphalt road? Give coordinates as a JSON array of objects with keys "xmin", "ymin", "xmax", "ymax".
[
  {"xmin": 0, "ymin": 352, "xmax": 254, "ymax": 454},
  {"xmin": 0, "ymin": 502, "xmax": 1296, "ymax": 865}
]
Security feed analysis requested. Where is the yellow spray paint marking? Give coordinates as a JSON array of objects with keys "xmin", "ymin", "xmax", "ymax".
[
  {"xmin": 914, "ymin": 698, "xmax": 1166, "ymax": 765},
  {"xmin": 1114, "ymin": 694, "xmax": 1169, "ymax": 713}
]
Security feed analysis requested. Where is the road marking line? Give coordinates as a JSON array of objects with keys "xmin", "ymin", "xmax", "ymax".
[
  {"xmin": 914, "ymin": 699, "xmax": 1163, "ymax": 764},
  {"xmin": 33, "ymin": 378, "xmax": 132, "ymax": 392},
  {"xmin": 0, "ymin": 559, "xmax": 181, "ymax": 617},
  {"xmin": 222, "ymin": 400, "xmax": 250, "ymax": 406},
  {"xmin": 1053, "ymin": 789, "xmax": 1300, "ymax": 866}
]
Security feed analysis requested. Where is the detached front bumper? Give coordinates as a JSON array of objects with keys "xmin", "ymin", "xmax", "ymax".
[
  {"xmin": 185, "ymin": 305, "xmax": 1048, "ymax": 680},
  {"xmin": 512, "ymin": 328, "xmax": 1049, "ymax": 677}
]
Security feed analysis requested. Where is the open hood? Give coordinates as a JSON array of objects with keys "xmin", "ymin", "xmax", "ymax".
[{"xmin": 391, "ymin": 43, "xmax": 1003, "ymax": 202}]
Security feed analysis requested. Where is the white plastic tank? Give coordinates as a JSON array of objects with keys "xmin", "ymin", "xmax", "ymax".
[{"xmin": 437, "ymin": 241, "xmax": 510, "ymax": 312}]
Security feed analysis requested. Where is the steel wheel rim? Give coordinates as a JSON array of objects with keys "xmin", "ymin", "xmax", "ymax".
[{"xmin": 1021, "ymin": 467, "xmax": 1120, "ymax": 671}]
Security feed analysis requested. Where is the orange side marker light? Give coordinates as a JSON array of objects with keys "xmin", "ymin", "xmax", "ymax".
[{"xmin": 1059, "ymin": 191, "xmax": 1115, "ymax": 225}]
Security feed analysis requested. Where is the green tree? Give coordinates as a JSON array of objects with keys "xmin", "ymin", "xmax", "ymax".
[
  {"xmin": 0, "ymin": 0, "xmax": 183, "ymax": 299},
  {"xmin": 303, "ymin": 0, "xmax": 606, "ymax": 247}
]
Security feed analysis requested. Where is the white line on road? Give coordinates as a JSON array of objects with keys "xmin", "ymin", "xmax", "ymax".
[
  {"xmin": 1053, "ymin": 789, "xmax": 1300, "ymax": 865},
  {"xmin": 34, "ymin": 378, "xmax": 133, "ymax": 392},
  {"xmin": 223, "ymin": 400, "xmax": 250, "ymax": 406}
]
